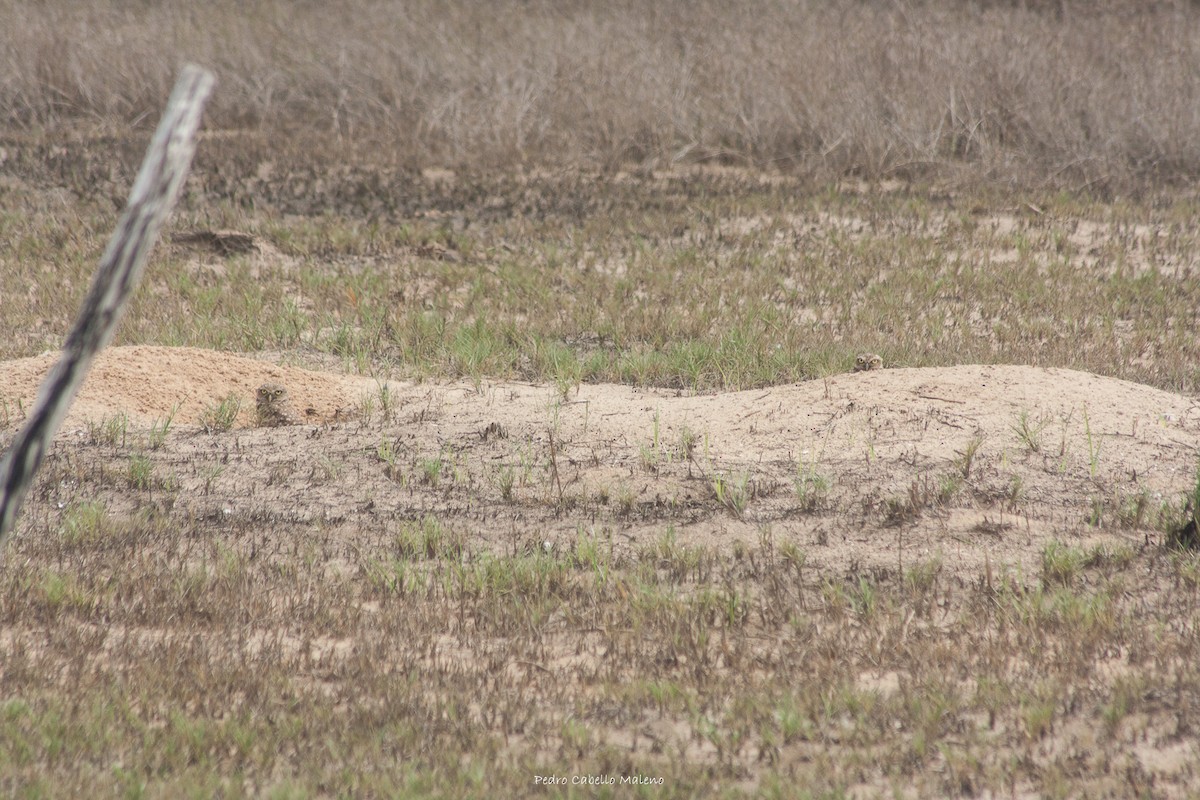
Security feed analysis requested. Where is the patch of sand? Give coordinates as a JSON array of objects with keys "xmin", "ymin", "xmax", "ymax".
[{"xmin": 2, "ymin": 346, "xmax": 1197, "ymax": 579}]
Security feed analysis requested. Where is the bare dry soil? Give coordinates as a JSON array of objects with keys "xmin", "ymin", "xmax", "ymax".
[{"xmin": 3, "ymin": 345, "xmax": 1196, "ymax": 578}]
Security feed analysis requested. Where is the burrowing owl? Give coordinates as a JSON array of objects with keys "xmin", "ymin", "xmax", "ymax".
[
  {"xmin": 255, "ymin": 382, "xmax": 298, "ymax": 427},
  {"xmin": 853, "ymin": 353, "xmax": 884, "ymax": 372}
]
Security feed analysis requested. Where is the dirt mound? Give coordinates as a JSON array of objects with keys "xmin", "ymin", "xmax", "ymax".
[
  {"xmin": 2, "ymin": 346, "xmax": 1197, "ymax": 577},
  {"xmin": 0, "ymin": 346, "xmax": 372, "ymax": 429}
]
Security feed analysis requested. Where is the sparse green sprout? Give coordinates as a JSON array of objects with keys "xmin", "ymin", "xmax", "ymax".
[
  {"xmin": 616, "ymin": 483, "xmax": 636, "ymax": 516},
  {"xmin": 201, "ymin": 463, "xmax": 225, "ymax": 494},
  {"xmin": 904, "ymin": 557, "xmax": 943, "ymax": 595},
  {"xmin": 721, "ymin": 585, "xmax": 747, "ymax": 625},
  {"xmin": 794, "ymin": 452, "xmax": 830, "ymax": 511},
  {"xmin": 638, "ymin": 443, "xmax": 659, "ymax": 473},
  {"xmin": 498, "ymin": 464, "xmax": 515, "ymax": 501},
  {"xmin": 314, "ymin": 456, "xmax": 342, "ymax": 482},
  {"xmin": 38, "ymin": 570, "xmax": 90, "ymax": 612},
  {"xmin": 394, "ymin": 518, "xmax": 460, "ymax": 560},
  {"xmin": 679, "ymin": 425, "xmax": 698, "ymax": 461},
  {"xmin": 89, "ymin": 412, "xmax": 130, "ymax": 447},
  {"xmin": 1012, "ymin": 409, "xmax": 1049, "ymax": 453},
  {"xmin": 1101, "ymin": 674, "xmax": 1147, "ymax": 736},
  {"xmin": 358, "ymin": 392, "xmax": 376, "ymax": 422},
  {"xmin": 147, "ymin": 404, "xmax": 178, "ymax": 450},
  {"xmin": 201, "ymin": 394, "xmax": 241, "ymax": 433},
  {"xmin": 937, "ymin": 472, "xmax": 962, "ymax": 504},
  {"xmin": 551, "ymin": 352, "xmax": 582, "ymax": 400},
  {"xmin": 419, "ymin": 454, "xmax": 444, "ymax": 487},
  {"xmin": 638, "ymin": 411, "xmax": 666, "ymax": 472},
  {"xmin": 58, "ymin": 501, "xmax": 109, "ymax": 548},
  {"xmin": 1173, "ymin": 550, "xmax": 1200, "ymax": 588},
  {"xmin": 850, "ymin": 576, "xmax": 878, "ymax": 618},
  {"xmin": 128, "ymin": 452, "xmax": 153, "ymax": 490},
  {"xmin": 1007, "ymin": 474, "xmax": 1024, "ymax": 507},
  {"xmin": 955, "ymin": 434, "xmax": 984, "ymax": 479},
  {"xmin": 377, "ymin": 438, "xmax": 396, "ymax": 466},
  {"xmin": 1041, "ymin": 541, "xmax": 1087, "ymax": 587},
  {"xmin": 517, "ymin": 447, "xmax": 535, "ymax": 488},
  {"xmin": 1110, "ymin": 490, "xmax": 1152, "ymax": 529},
  {"xmin": 1022, "ymin": 695, "xmax": 1058, "ymax": 741},
  {"xmin": 780, "ymin": 541, "xmax": 806, "ymax": 571},
  {"xmin": 446, "ymin": 450, "xmax": 469, "ymax": 487},
  {"xmin": 376, "ymin": 381, "xmax": 395, "ymax": 421},
  {"xmin": 712, "ymin": 471, "xmax": 750, "ymax": 517},
  {"xmin": 571, "ymin": 528, "xmax": 611, "ymax": 583}
]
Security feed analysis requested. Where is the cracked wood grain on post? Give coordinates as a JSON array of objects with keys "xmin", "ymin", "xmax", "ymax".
[{"xmin": 0, "ymin": 65, "xmax": 216, "ymax": 546}]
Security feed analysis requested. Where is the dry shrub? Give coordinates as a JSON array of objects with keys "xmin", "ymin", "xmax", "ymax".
[{"xmin": 3, "ymin": 0, "xmax": 1200, "ymax": 188}]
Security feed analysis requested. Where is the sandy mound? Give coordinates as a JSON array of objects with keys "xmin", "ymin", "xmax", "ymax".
[
  {"xmin": 0, "ymin": 346, "xmax": 371, "ymax": 428},
  {"xmin": 2, "ymin": 346, "xmax": 1198, "ymax": 577}
]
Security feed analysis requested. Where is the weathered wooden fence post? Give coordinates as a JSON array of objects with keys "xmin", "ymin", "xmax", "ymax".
[{"xmin": 0, "ymin": 64, "xmax": 215, "ymax": 547}]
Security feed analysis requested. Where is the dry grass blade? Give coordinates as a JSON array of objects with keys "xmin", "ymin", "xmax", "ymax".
[{"xmin": 0, "ymin": 64, "xmax": 214, "ymax": 544}]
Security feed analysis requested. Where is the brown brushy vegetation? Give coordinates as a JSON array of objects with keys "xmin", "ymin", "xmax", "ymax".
[{"xmin": 5, "ymin": 0, "xmax": 1200, "ymax": 190}]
